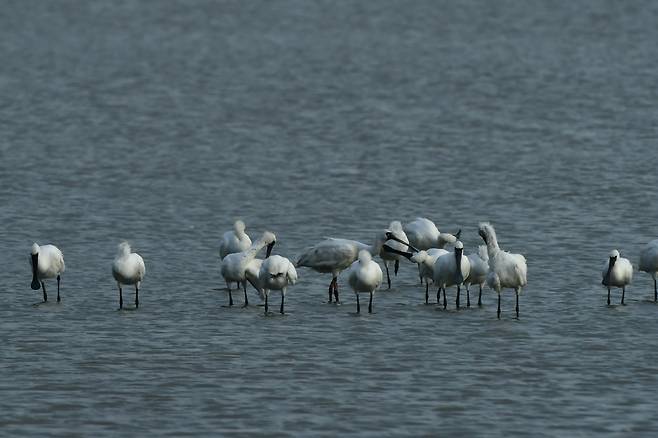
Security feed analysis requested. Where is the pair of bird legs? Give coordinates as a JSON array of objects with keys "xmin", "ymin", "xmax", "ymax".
[
  {"xmin": 40, "ymin": 275, "xmax": 62, "ymax": 303},
  {"xmin": 118, "ymin": 285, "xmax": 139, "ymax": 309},
  {"xmin": 607, "ymin": 287, "xmax": 626, "ymax": 306},
  {"xmin": 383, "ymin": 260, "xmax": 400, "ymax": 289},
  {"xmin": 355, "ymin": 292, "xmax": 374, "ymax": 314},
  {"xmin": 227, "ymin": 282, "xmax": 285, "ymax": 314},
  {"xmin": 428, "ymin": 284, "xmax": 483, "ymax": 308}
]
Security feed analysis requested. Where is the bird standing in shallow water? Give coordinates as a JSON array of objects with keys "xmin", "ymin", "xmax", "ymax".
[
  {"xmin": 348, "ymin": 250, "xmax": 383, "ymax": 314},
  {"xmin": 30, "ymin": 243, "xmax": 65, "ymax": 303},
  {"xmin": 478, "ymin": 223, "xmax": 527, "ymax": 319},
  {"xmin": 602, "ymin": 249, "xmax": 632, "ymax": 305},
  {"xmin": 432, "ymin": 241, "xmax": 470, "ymax": 310},
  {"xmin": 258, "ymin": 255, "xmax": 298, "ymax": 314},
  {"xmin": 112, "ymin": 242, "xmax": 145, "ymax": 310}
]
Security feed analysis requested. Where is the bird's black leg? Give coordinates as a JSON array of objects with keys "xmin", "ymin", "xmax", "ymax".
[
  {"xmin": 466, "ymin": 285, "xmax": 470, "ymax": 308},
  {"xmin": 265, "ymin": 294, "xmax": 268, "ymax": 314},
  {"xmin": 280, "ymin": 292, "xmax": 285, "ymax": 314},
  {"xmin": 228, "ymin": 284, "xmax": 234, "ymax": 307},
  {"xmin": 621, "ymin": 287, "xmax": 625, "ymax": 305},
  {"xmin": 419, "ymin": 266, "xmax": 423, "ymax": 284},
  {"xmin": 394, "ymin": 259, "xmax": 399, "ymax": 276},
  {"xmin": 328, "ymin": 279, "xmax": 333, "ymax": 303},
  {"xmin": 57, "ymin": 275, "xmax": 61, "ymax": 302},
  {"xmin": 515, "ymin": 290, "xmax": 520, "ymax": 318},
  {"xmin": 119, "ymin": 286, "xmax": 123, "ymax": 310},
  {"xmin": 654, "ymin": 278, "xmax": 657, "ymax": 302},
  {"xmin": 334, "ymin": 278, "xmax": 340, "ymax": 303},
  {"xmin": 456, "ymin": 286, "xmax": 460, "ymax": 309},
  {"xmin": 385, "ymin": 263, "xmax": 391, "ymax": 289},
  {"xmin": 436, "ymin": 288, "xmax": 441, "ymax": 304},
  {"xmin": 478, "ymin": 285, "xmax": 482, "ymax": 306},
  {"xmin": 607, "ymin": 287, "xmax": 610, "ymax": 305},
  {"xmin": 425, "ymin": 282, "xmax": 429, "ymax": 304},
  {"xmin": 242, "ymin": 281, "xmax": 249, "ymax": 307},
  {"xmin": 356, "ymin": 294, "xmax": 360, "ymax": 313},
  {"xmin": 443, "ymin": 288, "xmax": 447, "ymax": 309},
  {"xmin": 368, "ymin": 292, "xmax": 373, "ymax": 313},
  {"xmin": 42, "ymin": 281, "xmax": 47, "ymax": 302},
  {"xmin": 135, "ymin": 285, "xmax": 139, "ymax": 308}
]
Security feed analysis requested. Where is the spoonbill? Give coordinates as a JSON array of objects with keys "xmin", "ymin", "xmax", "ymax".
[
  {"xmin": 220, "ymin": 231, "xmax": 276, "ymax": 306},
  {"xmin": 347, "ymin": 250, "xmax": 383, "ymax": 314},
  {"xmin": 379, "ymin": 221, "xmax": 414, "ymax": 288},
  {"xmin": 602, "ymin": 249, "xmax": 633, "ymax": 305},
  {"xmin": 219, "ymin": 220, "xmax": 252, "ymax": 290},
  {"xmin": 465, "ymin": 245, "xmax": 489, "ymax": 306},
  {"xmin": 112, "ymin": 242, "xmax": 145, "ymax": 310},
  {"xmin": 296, "ymin": 230, "xmax": 409, "ymax": 303},
  {"xmin": 432, "ymin": 241, "xmax": 470, "ymax": 309},
  {"xmin": 259, "ymin": 255, "xmax": 298, "ymax": 314},
  {"xmin": 639, "ymin": 239, "xmax": 658, "ymax": 302},
  {"xmin": 410, "ymin": 249, "xmax": 448, "ymax": 304},
  {"xmin": 478, "ymin": 223, "xmax": 527, "ymax": 319},
  {"xmin": 403, "ymin": 217, "xmax": 460, "ymax": 282},
  {"xmin": 30, "ymin": 243, "xmax": 65, "ymax": 302}
]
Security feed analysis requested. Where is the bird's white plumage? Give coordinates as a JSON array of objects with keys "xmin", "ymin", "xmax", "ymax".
[
  {"xmin": 465, "ymin": 245, "xmax": 489, "ymax": 289},
  {"xmin": 403, "ymin": 217, "xmax": 459, "ymax": 250},
  {"xmin": 259, "ymin": 255, "xmax": 298, "ymax": 296},
  {"xmin": 219, "ymin": 220, "xmax": 252, "ymax": 260},
  {"xmin": 432, "ymin": 243, "xmax": 471, "ymax": 290},
  {"xmin": 112, "ymin": 242, "xmax": 145, "ymax": 286},
  {"xmin": 601, "ymin": 250, "xmax": 632, "ymax": 288},
  {"xmin": 380, "ymin": 221, "xmax": 410, "ymax": 262},
  {"xmin": 639, "ymin": 239, "xmax": 658, "ymax": 279},
  {"xmin": 411, "ymin": 248, "xmax": 448, "ymax": 285},
  {"xmin": 30, "ymin": 243, "xmax": 65, "ymax": 279},
  {"xmin": 221, "ymin": 231, "xmax": 276, "ymax": 284},
  {"xmin": 348, "ymin": 250, "xmax": 383, "ymax": 294},
  {"xmin": 478, "ymin": 223, "xmax": 527, "ymax": 293}
]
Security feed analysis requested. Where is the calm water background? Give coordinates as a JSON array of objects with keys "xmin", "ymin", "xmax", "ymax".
[{"xmin": 2, "ymin": 0, "xmax": 658, "ymax": 436}]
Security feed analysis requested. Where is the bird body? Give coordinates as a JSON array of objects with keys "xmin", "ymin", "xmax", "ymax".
[
  {"xmin": 30, "ymin": 243, "xmax": 65, "ymax": 302},
  {"xmin": 112, "ymin": 242, "xmax": 145, "ymax": 309},
  {"xmin": 465, "ymin": 245, "xmax": 490, "ymax": 306},
  {"xmin": 411, "ymin": 248, "xmax": 448, "ymax": 303},
  {"xmin": 220, "ymin": 231, "xmax": 276, "ymax": 306},
  {"xmin": 478, "ymin": 223, "xmax": 527, "ymax": 318},
  {"xmin": 602, "ymin": 249, "xmax": 632, "ymax": 305},
  {"xmin": 639, "ymin": 239, "xmax": 658, "ymax": 301},
  {"xmin": 403, "ymin": 217, "xmax": 460, "ymax": 250},
  {"xmin": 379, "ymin": 221, "xmax": 412, "ymax": 288},
  {"xmin": 433, "ymin": 242, "xmax": 470, "ymax": 309},
  {"xmin": 347, "ymin": 250, "xmax": 383, "ymax": 313},
  {"xmin": 220, "ymin": 220, "xmax": 252, "ymax": 260},
  {"xmin": 259, "ymin": 255, "xmax": 298, "ymax": 314}
]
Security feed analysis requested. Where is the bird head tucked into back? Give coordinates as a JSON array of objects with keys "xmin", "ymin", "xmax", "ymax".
[
  {"xmin": 478, "ymin": 222, "xmax": 496, "ymax": 245},
  {"xmin": 358, "ymin": 250, "xmax": 372, "ymax": 264},
  {"xmin": 410, "ymin": 250, "xmax": 428, "ymax": 264},
  {"xmin": 262, "ymin": 231, "xmax": 276, "ymax": 257},
  {"xmin": 31, "ymin": 243, "xmax": 40, "ymax": 255},
  {"xmin": 117, "ymin": 241, "xmax": 132, "ymax": 256},
  {"xmin": 234, "ymin": 220, "xmax": 246, "ymax": 234}
]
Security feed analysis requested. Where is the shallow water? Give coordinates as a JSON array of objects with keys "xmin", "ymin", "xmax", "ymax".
[{"xmin": 2, "ymin": 0, "xmax": 658, "ymax": 436}]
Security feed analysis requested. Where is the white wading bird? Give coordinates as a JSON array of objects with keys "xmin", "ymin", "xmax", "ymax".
[
  {"xmin": 478, "ymin": 223, "xmax": 527, "ymax": 319},
  {"xmin": 112, "ymin": 242, "xmax": 145, "ymax": 309},
  {"xmin": 348, "ymin": 250, "xmax": 383, "ymax": 314},
  {"xmin": 258, "ymin": 255, "xmax": 298, "ymax": 314},
  {"xmin": 379, "ymin": 221, "xmax": 413, "ymax": 288},
  {"xmin": 30, "ymin": 243, "xmax": 65, "ymax": 303},
  {"xmin": 410, "ymin": 249, "xmax": 448, "ymax": 304},
  {"xmin": 432, "ymin": 241, "xmax": 470, "ymax": 309},
  {"xmin": 296, "ymin": 230, "xmax": 410, "ymax": 303},
  {"xmin": 639, "ymin": 239, "xmax": 658, "ymax": 302},
  {"xmin": 219, "ymin": 220, "xmax": 252, "ymax": 289},
  {"xmin": 403, "ymin": 217, "xmax": 460, "ymax": 283},
  {"xmin": 602, "ymin": 249, "xmax": 633, "ymax": 305},
  {"xmin": 220, "ymin": 231, "xmax": 276, "ymax": 306},
  {"xmin": 465, "ymin": 245, "xmax": 489, "ymax": 307}
]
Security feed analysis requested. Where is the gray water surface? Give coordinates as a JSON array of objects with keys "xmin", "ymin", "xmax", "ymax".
[{"xmin": 2, "ymin": 1, "xmax": 658, "ymax": 436}]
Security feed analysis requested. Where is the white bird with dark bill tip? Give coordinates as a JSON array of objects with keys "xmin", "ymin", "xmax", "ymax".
[
  {"xmin": 379, "ymin": 221, "xmax": 413, "ymax": 288},
  {"xmin": 410, "ymin": 249, "xmax": 447, "ymax": 304},
  {"xmin": 432, "ymin": 241, "xmax": 470, "ymax": 309},
  {"xmin": 478, "ymin": 223, "xmax": 527, "ymax": 319},
  {"xmin": 221, "ymin": 231, "xmax": 276, "ymax": 306},
  {"xmin": 219, "ymin": 220, "xmax": 252, "ymax": 290},
  {"xmin": 296, "ymin": 230, "xmax": 409, "ymax": 303},
  {"xmin": 112, "ymin": 242, "xmax": 145, "ymax": 310},
  {"xmin": 403, "ymin": 217, "xmax": 460, "ymax": 282},
  {"xmin": 30, "ymin": 243, "xmax": 65, "ymax": 303},
  {"xmin": 348, "ymin": 250, "xmax": 383, "ymax": 314},
  {"xmin": 258, "ymin": 255, "xmax": 298, "ymax": 314},
  {"xmin": 465, "ymin": 245, "xmax": 489, "ymax": 306},
  {"xmin": 639, "ymin": 239, "xmax": 658, "ymax": 302},
  {"xmin": 602, "ymin": 249, "xmax": 633, "ymax": 305}
]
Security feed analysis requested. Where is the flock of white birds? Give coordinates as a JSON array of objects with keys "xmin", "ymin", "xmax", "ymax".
[{"xmin": 27, "ymin": 218, "xmax": 658, "ymax": 318}]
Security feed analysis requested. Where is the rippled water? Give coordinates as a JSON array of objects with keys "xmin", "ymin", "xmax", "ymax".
[{"xmin": 2, "ymin": 0, "xmax": 658, "ymax": 436}]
